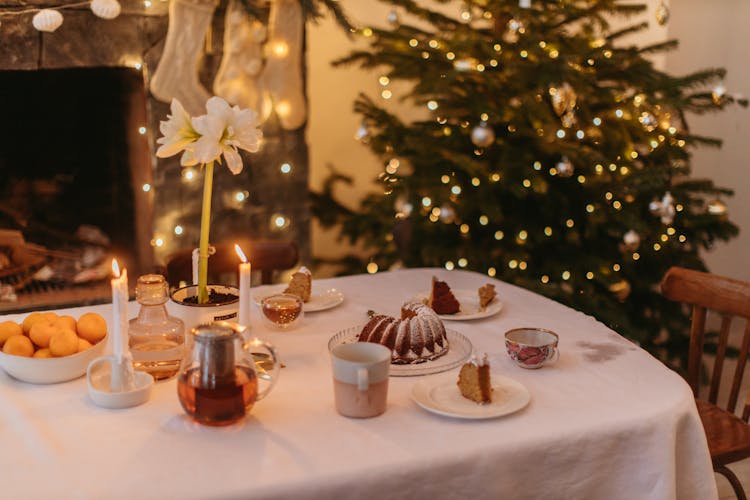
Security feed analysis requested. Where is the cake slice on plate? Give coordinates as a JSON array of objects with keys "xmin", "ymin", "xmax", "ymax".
[
  {"xmin": 283, "ymin": 266, "xmax": 312, "ymax": 302},
  {"xmin": 478, "ymin": 284, "xmax": 497, "ymax": 310},
  {"xmin": 429, "ymin": 277, "xmax": 460, "ymax": 315},
  {"xmin": 457, "ymin": 353, "xmax": 492, "ymax": 403}
]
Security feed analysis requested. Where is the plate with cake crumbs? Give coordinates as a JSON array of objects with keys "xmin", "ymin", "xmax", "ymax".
[
  {"xmin": 253, "ymin": 285, "xmax": 344, "ymax": 312},
  {"xmin": 410, "ymin": 289, "xmax": 503, "ymax": 321},
  {"xmin": 328, "ymin": 326, "xmax": 473, "ymax": 377},
  {"xmin": 411, "ymin": 372, "xmax": 530, "ymax": 419}
]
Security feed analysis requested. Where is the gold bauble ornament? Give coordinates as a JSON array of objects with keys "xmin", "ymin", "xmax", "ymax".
[{"xmin": 609, "ymin": 280, "xmax": 631, "ymax": 302}]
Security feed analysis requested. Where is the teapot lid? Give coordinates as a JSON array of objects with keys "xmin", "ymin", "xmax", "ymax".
[{"xmin": 192, "ymin": 321, "xmax": 247, "ymax": 343}]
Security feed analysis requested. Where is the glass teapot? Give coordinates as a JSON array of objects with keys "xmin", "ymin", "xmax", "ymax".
[{"xmin": 177, "ymin": 321, "xmax": 280, "ymax": 426}]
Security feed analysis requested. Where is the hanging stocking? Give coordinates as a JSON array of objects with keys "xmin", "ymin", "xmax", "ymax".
[
  {"xmin": 150, "ymin": 0, "xmax": 216, "ymax": 115},
  {"xmin": 213, "ymin": 0, "xmax": 272, "ymax": 122},
  {"xmin": 263, "ymin": 0, "xmax": 306, "ymax": 130}
]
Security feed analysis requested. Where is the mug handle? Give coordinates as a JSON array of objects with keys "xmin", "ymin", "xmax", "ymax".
[
  {"xmin": 546, "ymin": 345, "xmax": 560, "ymax": 365},
  {"xmin": 243, "ymin": 337, "xmax": 280, "ymax": 401},
  {"xmin": 357, "ymin": 367, "xmax": 369, "ymax": 391}
]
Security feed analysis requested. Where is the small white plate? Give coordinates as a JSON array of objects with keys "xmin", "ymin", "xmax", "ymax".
[
  {"xmin": 254, "ymin": 285, "xmax": 344, "ymax": 312},
  {"xmin": 411, "ymin": 289, "xmax": 503, "ymax": 320},
  {"xmin": 411, "ymin": 371, "xmax": 530, "ymax": 419}
]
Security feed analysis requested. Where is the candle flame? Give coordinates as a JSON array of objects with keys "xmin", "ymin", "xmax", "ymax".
[
  {"xmin": 112, "ymin": 258, "xmax": 121, "ymax": 278},
  {"xmin": 234, "ymin": 244, "xmax": 248, "ymax": 263}
]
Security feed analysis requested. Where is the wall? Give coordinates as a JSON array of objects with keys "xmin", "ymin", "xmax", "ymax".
[
  {"xmin": 664, "ymin": 0, "xmax": 750, "ymax": 282},
  {"xmin": 308, "ymin": 0, "xmax": 749, "ymax": 281}
]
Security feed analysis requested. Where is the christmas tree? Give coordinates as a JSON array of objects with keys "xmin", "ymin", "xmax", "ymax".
[{"xmin": 312, "ymin": 0, "xmax": 747, "ymax": 367}]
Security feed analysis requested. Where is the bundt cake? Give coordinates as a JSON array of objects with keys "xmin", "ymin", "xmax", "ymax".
[
  {"xmin": 457, "ymin": 353, "xmax": 492, "ymax": 403},
  {"xmin": 358, "ymin": 301, "xmax": 450, "ymax": 364},
  {"xmin": 284, "ymin": 266, "xmax": 312, "ymax": 302},
  {"xmin": 429, "ymin": 277, "xmax": 460, "ymax": 314}
]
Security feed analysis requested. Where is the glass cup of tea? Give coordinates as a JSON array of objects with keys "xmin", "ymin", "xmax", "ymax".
[{"xmin": 261, "ymin": 293, "xmax": 304, "ymax": 329}]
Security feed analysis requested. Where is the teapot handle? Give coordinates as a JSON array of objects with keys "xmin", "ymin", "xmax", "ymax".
[{"xmin": 243, "ymin": 337, "xmax": 280, "ymax": 401}]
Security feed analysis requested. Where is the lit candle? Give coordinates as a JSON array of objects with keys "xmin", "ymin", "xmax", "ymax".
[
  {"xmin": 111, "ymin": 259, "xmax": 129, "ymax": 362},
  {"xmin": 235, "ymin": 244, "xmax": 251, "ymax": 328}
]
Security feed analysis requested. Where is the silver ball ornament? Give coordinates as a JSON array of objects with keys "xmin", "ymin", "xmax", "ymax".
[
  {"xmin": 471, "ymin": 122, "xmax": 495, "ymax": 148},
  {"xmin": 623, "ymin": 230, "xmax": 641, "ymax": 251},
  {"xmin": 556, "ymin": 156, "xmax": 574, "ymax": 177}
]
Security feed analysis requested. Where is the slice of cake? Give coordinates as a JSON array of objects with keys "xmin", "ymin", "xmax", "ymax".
[
  {"xmin": 283, "ymin": 266, "xmax": 312, "ymax": 302},
  {"xmin": 429, "ymin": 277, "xmax": 460, "ymax": 315},
  {"xmin": 478, "ymin": 284, "xmax": 497, "ymax": 310},
  {"xmin": 457, "ymin": 354, "xmax": 492, "ymax": 404}
]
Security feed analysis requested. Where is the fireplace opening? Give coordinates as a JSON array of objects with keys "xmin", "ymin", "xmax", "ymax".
[{"xmin": 0, "ymin": 67, "xmax": 153, "ymax": 312}]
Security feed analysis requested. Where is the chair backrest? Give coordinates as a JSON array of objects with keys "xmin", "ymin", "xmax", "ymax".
[
  {"xmin": 165, "ymin": 240, "xmax": 299, "ymax": 287},
  {"xmin": 661, "ymin": 266, "xmax": 750, "ymax": 413}
]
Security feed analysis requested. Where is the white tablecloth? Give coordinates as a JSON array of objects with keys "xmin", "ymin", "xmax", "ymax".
[{"xmin": 0, "ymin": 269, "xmax": 716, "ymax": 499}]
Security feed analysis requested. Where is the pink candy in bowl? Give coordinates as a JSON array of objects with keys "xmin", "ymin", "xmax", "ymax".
[{"xmin": 504, "ymin": 328, "xmax": 559, "ymax": 369}]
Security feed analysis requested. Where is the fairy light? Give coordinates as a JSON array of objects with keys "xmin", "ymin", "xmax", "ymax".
[
  {"xmin": 609, "ymin": 163, "xmax": 617, "ymax": 172},
  {"xmin": 422, "ymin": 51, "xmax": 430, "ymax": 59},
  {"xmin": 566, "ymin": 219, "xmax": 575, "ymax": 228},
  {"xmin": 520, "ymin": 50, "xmax": 528, "ymax": 58},
  {"xmin": 541, "ymin": 275, "xmax": 549, "ymax": 284},
  {"xmin": 653, "ymin": 243, "xmax": 661, "ymax": 251},
  {"xmin": 522, "ymin": 179, "xmax": 531, "ymax": 188},
  {"xmin": 490, "ymin": 59, "xmax": 498, "ymax": 67},
  {"xmin": 490, "ymin": 173, "xmax": 501, "ymax": 182},
  {"xmin": 142, "ymin": 183, "xmax": 151, "ymax": 192},
  {"xmin": 458, "ymin": 258, "xmax": 468, "ymax": 268},
  {"xmin": 615, "ymin": 109, "xmax": 624, "ymax": 118},
  {"xmin": 460, "ymin": 224, "xmax": 470, "ymax": 234},
  {"xmin": 446, "ymin": 52, "xmax": 455, "ymax": 60},
  {"xmin": 409, "ymin": 38, "xmax": 418, "ymax": 47},
  {"xmin": 362, "ymin": 27, "xmax": 373, "ymax": 37},
  {"xmin": 174, "ymin": 225, "xmax": 183, "ymax": 235},
  {"xmin": 676, "ymin": 204, "xmax": 684, "ymax": 212},
  {"xmin": 577, "ymin": 175, "xmax": 586, "ymax": 184},
  {"xmin": 276, "ymin": 100, "xmax": 291, "ymax": 118},
  {"xmin": 620, "ymin": 166, "xmax": 630, "ymax": 175},
  {"xmin": 366, "ymin": 262, "xmax": 379, "ymax": 274},
  {"xmin": 445, "ymin": 261, "xmax": 455, "ymax": 270},
  {"xmin": 562, "ymin": 271, "xmax": 571, "ymax": 280},
  {"xmin": 593, "ymin": 117, "xmax": 602, "ymax": 126},
  {"xmin": 381, "ymin": 90, "xmax": 392, "ymax": 99},
  {"xmin": 280, "ymin": 162, "xmax": 292, "ymax": 174},
  {"xmin": 576, "ymin": 130, "xmax": 585, "ymax": 139},
  {"xmin": 138, "ymin": 126, "xmax": 147, "ymax": 135},
  {"xmin": 549, "ymin": 49, "xmax": 559, "ymax": 59},
  {"xmin": 494, "ymin": 230, "xmax": 504, "ymax": 240},
  {"xmin": 451, "ymin": 185, "xmax": 462, "ymax": 195},
  {"xmin": 586, "ymin": 272, "xmax": 594, "ymax": 280},
  {"xmin": 270, "ymin": 40, "xmax": 289, "ymax": 58},
  {"xmin": 441, "ymin": 175, "xmax": 450, "ymax": 184},
  {"xmin": 479, "ymin": 215, "xmax": 489, "ymax": 225},
  {"xmin": 595, "ymin": 164, "xmax": 604, "ymax": 174},
  {"xmin": 428, "ymin": 39, "xmax": 438, "ymax": 48},
  {"xmin": 613, "ymin": 264, "xmax": 621, "ymax": 271},
  {"xmin": 493, "ymin": 43, "xmax": 501, "ymax": 52},
  {"xmin": 518, "ymin": 230, "xmax": 528, "ymax": 240},
  {"xmin": 427, "ymin": 100, "xmax": 439, "ymax": 110},
  {"xmin": 471, "ymin": 177, "xmax": 480, "ymax": 186},
  {"xmin": 519, "ymin": 261, "xmax": 527, "ymax": 270},
  {"xmin": 544, "ymin": 227, "xmax": 552, "ymax": 236},
  {"xmin": 533, "ymin": 161, "xmax": 542, "ymax": 170},
  {"xmin": 488, "ymin": 267, "xmax": 497, "ymax": 277},
  {"xmin": 679, "ymin": 235, "xmax": 687, "ymax": 243},
  {"xmin": 633, "ymin": 252, "xmax": 640, "ymax": 260},
  {"xmin": 152, "ymin": 237, "xmax": 164, "ymax": 247},
  {"xmin": 613, "ymin": 201, "xmax": 622, "ymax": 210},
  {"xmin": 422, "ymin": 197, "xmax": 432, "ymax": 207},
  {"xmin": 509, "ymin": 260, "xmax": 518, "ymax": 269},
  {"xmin": 660, "ymin": 234, "xmax": 669, "ymax": 242},
  {"xmin": 476, "ymin": 64, "xmax": 485, "ymax": 72},
  {"xmin": 586, "ymin": 204, "xmax": 595, "ymax": 213},
  {"xmin": 667, "ymin": 227, "xmax": 676, "ymax": 235},
  {"xmin": 182, "ymin": 168, "xmax": 196, "ymax": 182},
  {"xmin": 556, "ymin": 129, "xmax": 566, "ymax": 138},
  {"xmin": 235, "ymin": 191, "xmax": 247, "ymax": 202},
  {"xmin": 379, "ymin": 76, "xmax": 390, "ymax": 86},
  {"xmin": 271, "ymin": 213, "xmax": 290, "ymax": 231},
  {"xmin": 605, "ymin": 192, "xmax": 613, "ymax": 200}
]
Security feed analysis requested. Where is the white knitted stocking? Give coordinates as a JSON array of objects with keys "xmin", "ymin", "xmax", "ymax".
[
  {"xmin": 150, "ymin": 0, "xmax": 216, "ymax": 115},
  {"xmin": 213, "ymin": 0, "xmax": 272, "ymax": 122}
]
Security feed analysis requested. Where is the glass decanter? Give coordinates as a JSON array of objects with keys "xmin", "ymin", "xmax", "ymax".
[{"xmin": 128, "ymin": 274, "xmax": 185, "ymax": 380}]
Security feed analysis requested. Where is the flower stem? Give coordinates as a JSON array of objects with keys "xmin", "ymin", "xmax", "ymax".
[{"xmin": 198, "ymin": 161, "xmax": 214, "ymax": 304}]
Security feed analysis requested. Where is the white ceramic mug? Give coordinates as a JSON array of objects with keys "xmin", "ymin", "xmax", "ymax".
[{"xmin": 331, "ymin": 343, "xmax": 391, "ymax": 418}]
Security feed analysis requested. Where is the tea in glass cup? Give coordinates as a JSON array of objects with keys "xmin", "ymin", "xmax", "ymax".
[{"xmin": 261, "ymin": 293, "xmax": 304, "ymax": 329}]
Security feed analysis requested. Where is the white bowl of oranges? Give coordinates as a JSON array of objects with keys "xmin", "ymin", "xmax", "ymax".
[{"xmin": 0, "ymin": 311, "xmax": 108, "ymax": 384}]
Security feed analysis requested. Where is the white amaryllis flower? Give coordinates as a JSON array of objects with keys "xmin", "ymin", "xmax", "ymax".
[
  {"xmin": 190, "ymin": 96, "xmax": 263, "ymax": 174},
  {"xmin": 155, "ymin": 99, "xmax": 200, "ymax": 167}
]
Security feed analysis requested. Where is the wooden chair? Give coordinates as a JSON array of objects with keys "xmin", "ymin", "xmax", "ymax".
[
  {"xmin": 164, "ymin": 240, "xmax": 299, "ymax": 287},
  {"xmin": 661, "ymin": 266, "xmax": 750, "ymax": 499}
]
